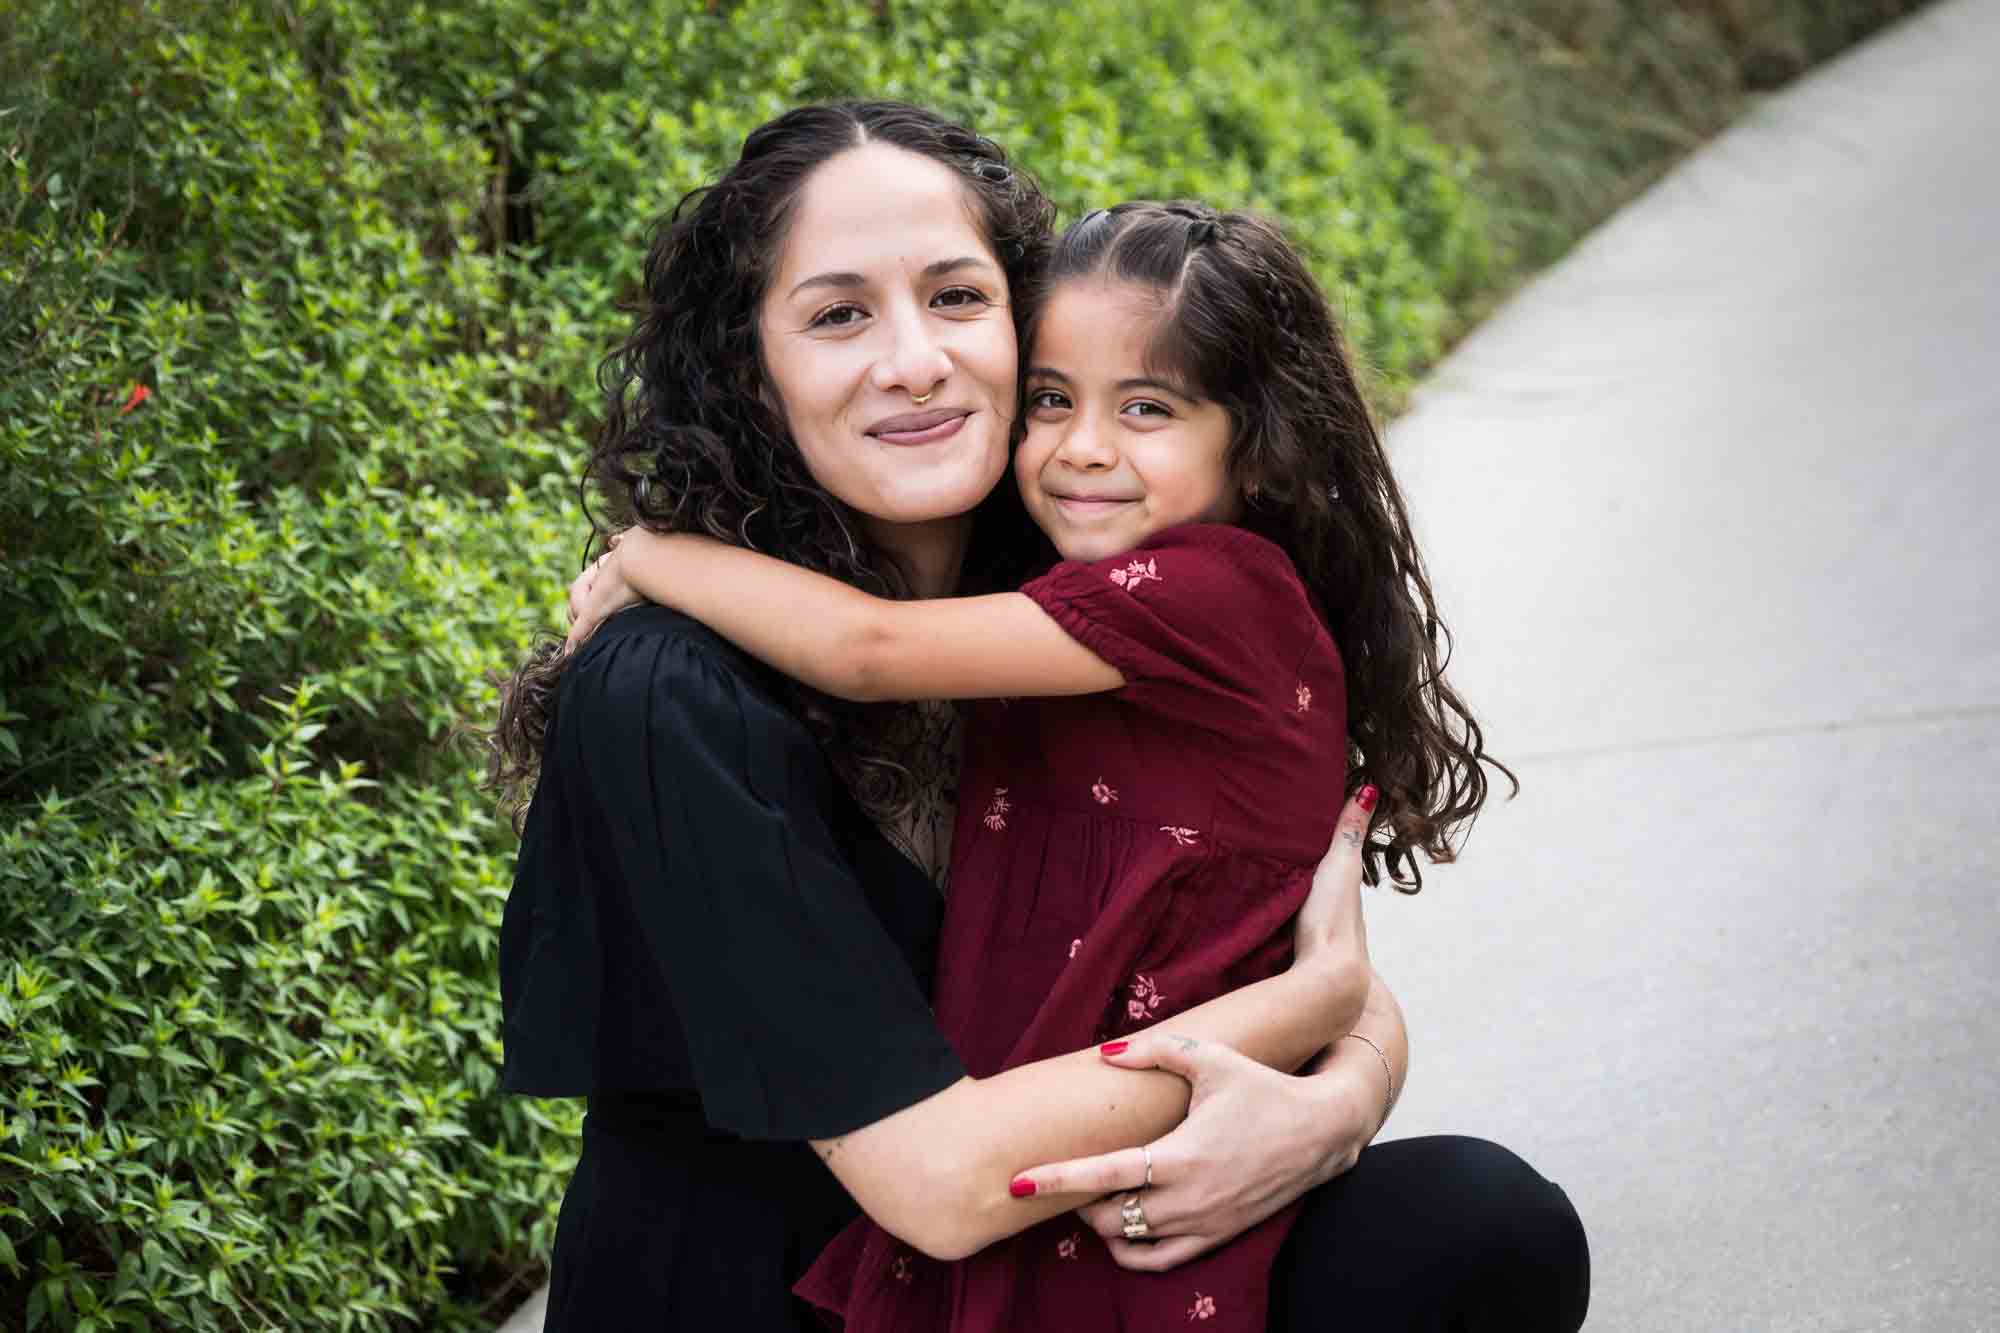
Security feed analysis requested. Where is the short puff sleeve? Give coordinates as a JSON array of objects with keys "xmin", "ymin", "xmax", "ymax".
[{"xmin": 1020, "ymin": 524, "xmax": 1326, "ymax": 728}]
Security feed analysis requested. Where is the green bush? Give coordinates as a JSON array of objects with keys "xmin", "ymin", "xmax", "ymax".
[
  {"xmin": 1, "ymin": 2, "xmax": 1482, "ymax": 1327},
  {"xmin": 0, "ymin": 0, "xmax": 1919, "ymax": 1327}
]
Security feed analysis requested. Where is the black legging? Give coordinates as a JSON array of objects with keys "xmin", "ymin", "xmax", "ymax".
[{"xmin": 1271, "ymin": 1136, "xmax": 1590, "ymax": 1332}]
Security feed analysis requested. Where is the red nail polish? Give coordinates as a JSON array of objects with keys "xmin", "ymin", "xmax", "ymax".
[
  {"xmin": 1009, "ymin": 1177, "xmax": 1037, "ymax": 1197},
  {"xmin": 1357, "ymin": 785, "xmax": 1379, "ymax": 812},
  {"xmin": 1099, "ymin": 1040, "xmax": 1130, "ymax": 1056}
]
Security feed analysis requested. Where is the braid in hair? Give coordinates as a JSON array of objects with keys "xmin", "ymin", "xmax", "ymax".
[{"xmin": 1023, "ymin": 200, "xmax": 1514, "ymax": 889}]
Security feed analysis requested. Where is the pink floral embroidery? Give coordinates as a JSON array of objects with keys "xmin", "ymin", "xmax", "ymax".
[
  {"xmin": 1126, "ymin": 973, "xmax": 1165, "ymax": 1022},
  {"xmin": 983, "ymin": 787, "xmax": 1012, "ymax": 831},
  {"xmin": 1058, "ymin": 1232, "xmax": 1080, "ymax": 1260},
  {"xmin": 1068, "ymin": 937, "xmax": 1083, "ymax": 960},
  {"xmin": 1091, "ymin": 777, "xmax": 1118, "ymax": 805},
  {"xmin": 890, "ymin": 1254, "xmax": 913, "ymax": 1285},
  {"xmin": 1188, "ymin": 1292, "xmax": 1217, "ymax": 1320},
  {"xmin": 1107, "ymin": 557, "xmax": 1161, "ymax": 591},
  {"xmin": 1295, "ymin": 681, "xmax": 1313, "ymax": 713},
  {"xmin": 1159, "ymin": 825, "xmax": 1200, "ymax": 847}
]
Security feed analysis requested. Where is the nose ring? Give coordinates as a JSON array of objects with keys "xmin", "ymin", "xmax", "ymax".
[{"xmin": 910, "ymin": 390, "xmax": 934, "ymax": 406}]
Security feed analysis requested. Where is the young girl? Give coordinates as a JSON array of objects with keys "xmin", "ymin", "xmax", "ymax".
[{"xmin": 579, "ymin": 201, "xmax": 1505, "ymax": 1330}]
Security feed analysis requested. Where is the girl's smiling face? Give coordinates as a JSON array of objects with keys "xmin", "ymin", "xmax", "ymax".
[{"xmin": 1015, "ymin": 278, "xmax": 1242, "ymax": 563}]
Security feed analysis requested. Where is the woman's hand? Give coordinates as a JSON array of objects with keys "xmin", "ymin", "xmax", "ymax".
[
  {"xmin": 1291, "ymin": 783, "xmax": 1377, "ymax": 971},
  {"xmin": 1007, "ymin": 1032, "xmax": 1385, "ymax": 1271},
  {"xmin": 1281, "ymin": 786, "xmax": 1377, "ymax": 1055},
  {"xmin": 565, "ymin": 537, "xmax": 644, "ymax": 651}
]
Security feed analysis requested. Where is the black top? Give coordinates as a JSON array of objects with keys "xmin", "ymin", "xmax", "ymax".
[{"xmin": 499, "ymin": 605, "xmax": 966, "ymax": 1137}]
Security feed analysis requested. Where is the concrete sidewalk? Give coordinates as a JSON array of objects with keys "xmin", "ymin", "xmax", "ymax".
[
  {"xmin": 1365, "ymin": 1, "xmax": 2000, "ymax": 1328},
  {"xmin": 497, "ymin": 5, "xmax": 1999, "ymax": 1329}
]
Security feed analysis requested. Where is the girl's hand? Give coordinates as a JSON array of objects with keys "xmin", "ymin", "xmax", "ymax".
[
  {"xmin": 565, "ymin": 536, "xmax": 643, "ymax": 651},
  {"xmin": 1009, "ymin": 1033, "xmax": 1383, "ymax": 1271}
]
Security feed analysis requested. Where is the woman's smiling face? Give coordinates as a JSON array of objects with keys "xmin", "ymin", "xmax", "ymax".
[
  {"xmin": 1015, "ymin": 277, "xmax": 1241, "ymax": 563},
  {"xmin": 758, "ymin": 142, "xmax": 1019, "ymax": 531}
]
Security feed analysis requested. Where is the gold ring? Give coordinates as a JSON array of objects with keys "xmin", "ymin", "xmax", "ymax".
[
  {"xmin": 1119, "ymin": 1193, "xmax": 1150, "ymax": 1241},
  {"xmin": 1142, "ymin": 1144, "xmax": 1154, "ymax": 1189},
  {"xmin": 911, "ymin": 390, "xmax": 933, "ymax": 406}
]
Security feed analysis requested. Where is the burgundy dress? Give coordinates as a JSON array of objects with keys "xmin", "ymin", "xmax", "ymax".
[{"xmin": 796, "ymin": 524, "xmax": 1348, "ymax": 1332}]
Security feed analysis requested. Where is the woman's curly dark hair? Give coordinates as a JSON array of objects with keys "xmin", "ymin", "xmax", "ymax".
[
  {"xmin": 1026, "ymin": 201, "xmax": 1516, "ymax": 890},
  {"xmin": 489, "ymin": 101, "xmax": 1056, "ymax": 832}
]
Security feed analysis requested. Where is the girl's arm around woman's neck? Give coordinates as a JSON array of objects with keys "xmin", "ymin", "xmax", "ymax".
[{"xmin": 610, "ymin": 527, "xmax": 1123, "ymax": 703}]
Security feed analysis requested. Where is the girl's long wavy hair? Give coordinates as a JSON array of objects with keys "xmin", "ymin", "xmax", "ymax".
[
  {"xmin": 1027, "ymin": 202, "xmax": 1516, "ymax": 890},
  {"xmin": 489, "ymin": 101, "xmax": 1055, "ymax": 832}
]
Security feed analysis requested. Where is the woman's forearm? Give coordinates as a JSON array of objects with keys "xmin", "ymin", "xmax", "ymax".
[
  {"xmin": 817, "ymin": 955, "xmax": 1369, "ymax": 1259},
  {"xmin": 1305, "ymin": 966, "xmax": 1408, "ymax": 1136}
]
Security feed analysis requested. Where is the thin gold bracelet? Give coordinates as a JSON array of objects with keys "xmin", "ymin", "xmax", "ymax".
[{"xmin": 1340, "ymin": 1032, "xmax": 1396, "ymax": 1131}]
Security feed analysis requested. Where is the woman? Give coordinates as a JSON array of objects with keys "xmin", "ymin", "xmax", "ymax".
[{"xmin": 493, "ymin": 100, "xmax": 1587, "ymax": 1331}]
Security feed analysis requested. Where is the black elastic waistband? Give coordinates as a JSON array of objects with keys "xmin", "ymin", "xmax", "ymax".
[
  {"xmin": 584, "ymin": 1090, "xmax": 709, "ymax": 1135},
  {"xmin": 582, "ymin": 1092, "xmax": 813, "ymax": 1188}
]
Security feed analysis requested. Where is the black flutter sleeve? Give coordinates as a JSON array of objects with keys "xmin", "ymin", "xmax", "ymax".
[{"xmin": 501, "ymin": 608, "xmax": 965, "ymax": 1141}]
